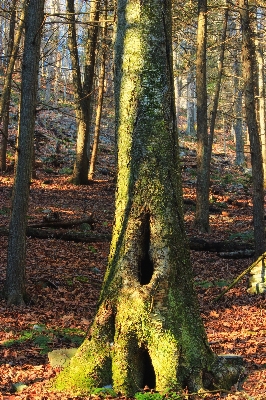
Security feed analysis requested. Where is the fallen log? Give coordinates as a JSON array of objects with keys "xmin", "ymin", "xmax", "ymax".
[
  {"xmin": 0, "ymin": 226, "xmax": 255, "ymax": 254},
  {"xmin": 188, "ymin": 237, "xmax": 254, "ymax": 253},
  {"xmin": 26, "ymin": 228, "xmax": 111, "ymax": 242},
  {"xmin": 218, "ymin": 250, "xmax": 254, "ymax": 259},
  {"xmin": 0, "ymin": 226, "xmax": 111, "ymax": 243},
  {"xmin": 29, "ymin": 215, "xmax": 94, "ymax": 229}
]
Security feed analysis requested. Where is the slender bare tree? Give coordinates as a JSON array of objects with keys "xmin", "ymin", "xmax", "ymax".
[{"xmin": 5, "ymin": 0, "xmax": 45, "ymax": 306}]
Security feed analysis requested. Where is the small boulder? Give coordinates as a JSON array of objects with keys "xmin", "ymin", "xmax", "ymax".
[{"xmin": 48, "ymin": 348, "xmax": 78, "ymax": 368}]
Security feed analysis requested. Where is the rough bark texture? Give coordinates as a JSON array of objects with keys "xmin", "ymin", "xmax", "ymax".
[
  {"xmin": 53, "ymin": 0, "xmax": 243, "ymax": 396},
  {"xmin": 240, "ymin": 0, "xmax": 265, "ymax": 257},
  {"xmin": 195, "ymin": 0, "xmax": 209, "ymax": 232},
  {"xmin": 5, "ymin": 0, "xmax": 45, "ymax": 306}
]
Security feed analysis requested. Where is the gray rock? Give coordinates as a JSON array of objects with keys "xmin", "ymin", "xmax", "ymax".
[
  {"xmin": 48, "ymin": 348, "xmax": 78, "ymax": 368},
  {"xmin": 12, "ymin": 382, "xmax": 28, "ymax": 393}
]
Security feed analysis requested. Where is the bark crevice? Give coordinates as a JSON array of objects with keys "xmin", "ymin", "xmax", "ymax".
[
  {"xmin": 138, "ymin": 213, "xmax": 153, "ymax": 285},
  {"xmin": 141, "ymin": 347, "xmax": 156, "ymax": 389}
]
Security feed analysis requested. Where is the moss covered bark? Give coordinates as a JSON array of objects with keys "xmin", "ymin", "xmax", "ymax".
[{"xmin": 53, "ymin": 0, "xmax": 243, "ymax": 396}]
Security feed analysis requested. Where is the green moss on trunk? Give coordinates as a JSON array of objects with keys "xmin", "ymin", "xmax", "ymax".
[{"xmin": 52, "ymin": 0, "xmax": 244, "ymax": 396}]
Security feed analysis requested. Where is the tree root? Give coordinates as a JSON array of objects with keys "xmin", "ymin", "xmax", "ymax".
[{"xmin": 205, "ymin": 354, "xmax": 246, "ymax": 392}]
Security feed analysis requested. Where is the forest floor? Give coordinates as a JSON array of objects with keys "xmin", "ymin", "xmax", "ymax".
[{"xmin": 0, "ymin": 109, "xmax": 266, "ymax": 399}]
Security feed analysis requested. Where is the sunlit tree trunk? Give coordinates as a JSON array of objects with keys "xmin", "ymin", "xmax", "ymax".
[
  {"xmin": 173, "ymin": 48, "xmax": 182, "ymax": 128},
  {"xmin": 233, "ymin": 53, "xmax": 244, "ymax": 165},
  {"xmin": 51, "ymin": 0, "xmax": 61, "ymax": 105},
  {"xmin": 195, "ymin": 0, "xmax": 228, "ymax": 232},
  {"xmin": 228, "ymin": 15, "xmax": 245, "ymax": 165},
  {"xmin": 5, "ymin": 0, "xmax": 45, "ymax": 306},
  {"xmin": 255, "ymin": 7, "xmax": 266, "ymax": 183},
  {"xmin": 195, "ymin": 0, "xmax": 209, "ymax": 232},
  {"xmin": 0, "ymin": 0, "xmax": 26, "ymax": 171},
  {"xmin": 208, "ymin": 3, "xmax": 228, "ymax": 160},
  {"xmin": 234, "ymin": 74, "xmax": 244, "ymax": 166},
  {"xmin": 240, "ymin": 0, "xmax": 265, "ymax": 257},
  {"xmin": 89, "ymin": 11, "xmax": 107, "ymax": 181},
  {"xmin": 45, "ymin": 58, "xmax": 53, "ymax": 103},
  {"xmin": 53, "ymin": 0, "xmax": 242, "ymax": 396},
  {"xmin": 186, "ymin": 72, "xmax": 196, "ymax": 136},
  {"xmin": 68, "ymin": 0, "xmax": 100, "ymax": 185}
]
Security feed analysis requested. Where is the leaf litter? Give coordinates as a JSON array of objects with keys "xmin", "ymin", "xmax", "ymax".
[{"xmin": 0, "ymin": 115, "xmax": 265, "ymax": 399}]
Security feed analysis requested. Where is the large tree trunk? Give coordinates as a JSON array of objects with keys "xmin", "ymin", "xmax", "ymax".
[
  {"xmin": 53, "ymin": 0, "xmax": 243, "ymax": 396},
  {"xmin": 240, "ymin": 0, "xmax": 265, "ymax": 257},
  {"xmin": 4, "ymin": 0, "xmax": 45, "ymax": 306}
]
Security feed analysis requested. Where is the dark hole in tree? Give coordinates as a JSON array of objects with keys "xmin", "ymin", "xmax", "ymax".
[
  {"xmin": 138, "ymin": 214, "xmax": 153, "ymax": 285},
  {"xmin": 142, "ymin": 348, "xmax": 156, "ymax": 389}
]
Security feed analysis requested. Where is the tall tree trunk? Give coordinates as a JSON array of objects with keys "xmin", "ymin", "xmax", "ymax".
[
  {"xmin": 233, "ymin": 50, "xmax": 244, "ymax": 165},
  {"xmin": 0, "ymin": 0, "xmax": 16, "ymax": 172},
  {"xmin": 195, "ymin": 0, "xmax": 209, "ymax": 232},
  {"xmin": 89, "ymin": 11, "xmax": 107, "ymax": 181},
  {"xmin": 53, "ymin": 0, "xmax": 243, "ymax": 396},
  {"xmin": 240, "ymin": 0, "xmax": 265, "ymax": 257},
  {"xmin": 186, "ymin": 71, "xmax": 196, "ymax": 136},
  {"xmin": 207, "ymin": 3, "xmax": 228, "ymax": 161},
  {"xmin": 0, "ymin": 0, "xmax": 26, "ymax": 171},
  {"xmin": 234, "ymin": 84, "xmax": 244, "ymax": 165},
  {"xmin": 228, "ymin": 13, "xmax": 245, "ymax": 165},
  {"xmin": 255, "ymin": 8, "xmax": 266, "ymax": 183},
  {"xmin": 195, "ymin": 1, "xmax": 228, "ymax": 232},
  {"xmin": 173, "ymin": 48, "xmax": 182, "ymax": 128},
  {"xmin": 67, "ymin": 0, "xmax": 100, "ymax": 185},
  {"xmin": 5, "ymin": 0, "xmax": 45, "ymax": 306}
]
